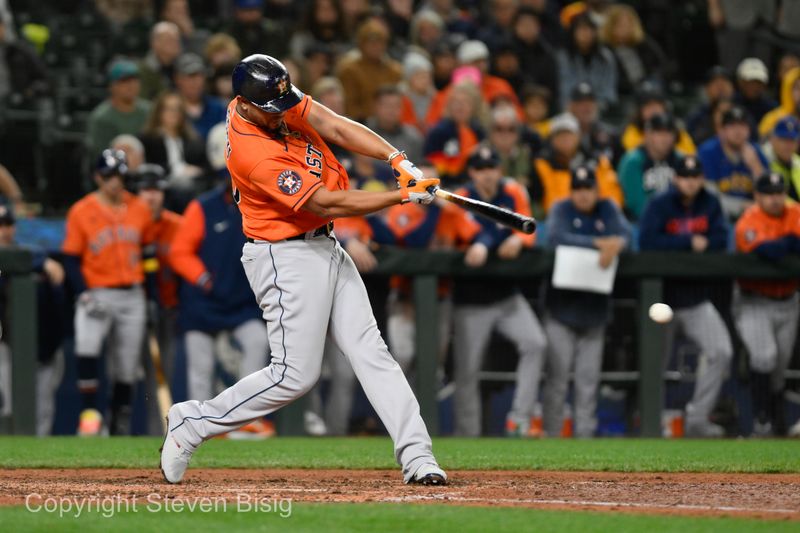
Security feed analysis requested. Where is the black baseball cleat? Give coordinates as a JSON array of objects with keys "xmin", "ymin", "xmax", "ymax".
[{"xmin": 410, "ymin": 464, "xmax": 448, "ymax": 486}]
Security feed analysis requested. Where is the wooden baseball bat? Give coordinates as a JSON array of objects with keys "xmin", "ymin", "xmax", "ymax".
[
  {"xmin": 148, "ymin": 332, "xmax": 172, "ymax": 432},
  {"xmin": 430, "ymin": 187, "xmax": 537, "ymax": 234}
]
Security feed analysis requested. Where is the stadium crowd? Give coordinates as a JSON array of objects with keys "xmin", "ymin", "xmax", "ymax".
[{"xmin": 0, "ymin": 0, "xmax": 799, "ymax": 440}]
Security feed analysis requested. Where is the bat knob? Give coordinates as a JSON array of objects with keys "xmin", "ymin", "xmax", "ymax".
[{"xmin": 521, "ymin": 219, "xmax": 537, "ymax": 234}]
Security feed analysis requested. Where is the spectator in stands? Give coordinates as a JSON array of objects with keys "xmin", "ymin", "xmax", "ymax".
[
  {"xmin": 366, "ymin": 85, "xmax": 424, "ymax": 163},
  {"xmin": 599, "ymin": 4, "xmax": 667, "ymax": 97},
  {"xmin": 408, "ymin": 9, "xmax": 445, "ymax": 56},
  {"xmin": 758, "ymin": 67, "xmax": 800, "ymax": 139},
  {"xmin": 0, "ymin": 164, "xmax": 24, "ymax": 215},
  {"xmin": 476, "ymin": 0, "xmax": 518, "ymax": 51},
  {"xmin": 160, "ymin": 0, "xmax": 210, "ymax": 55},
  {"xmin": 225, "ymin": 0, "xmax": 289, "ymax": 58},
  {"xmin": 761, "ymin": 116, "xmax": 800, "ymax": 202},
  {"xmin": 288, "ymin": 0, "xmax": 348, "ymax": 61},
  {"xmin": 431, "ymin": 37, "xmax": 457, "ymax": 91},
  {"xmin": 110, "ymin": 134, "xmax": 145, "ymax": 172},
  {"xmin": 138, "ymin": 91, "xmax": 209, "ymax": 212},
  {"xmin": 168, "ymin": 179, "xmax": 272, "ymax": 439},
  {"xmin": 568, "ymin": 82, "xmax": 622, "ymax": 165},
  {"xmin": 423, "ymin": 81, "xmax": 485, "ymax": 184},
  {"xmin": 86, "ymin": 59, "xmax": 151, "ymax": 160},
  {"xmin": 426, "ymin": 40, "xmax": 522, "ymax": 127},
  {"xmin": 526, "ymin": 0, "xmax": 565, "ymax": 47},
  {"xmin": 209, "ymin": 62, "xmax": 237, "ymax": 104},
  {"xmin": 0, "ymin": 203, "xmax": 65, "ymax": 436},
  {"xmin": 400, "ymin": 51, "xmax": 436, "ymax": 131},
  {"xmin": 446, "ymin": 146, "xmax": 546, "ymax": 438},
  {"xmin": 543, "ymin": 165, "xmax": 632, "ymax": 438},
  {"xmin": 510, "ymin": 7, "xmax": 559, "ymax": 111},
  {"xmin": 698, "ymin": 106, "xmax": 767, "ymax": 219},
  {"xmin": 532, "ymin": 113, "xmax": 622, "ymax": 214},
  {"xmin": 556, "ymin": 12, "xmax": 617, "ymax": 111},
  {"xmin": 309, "ymin": 76, "xmax": 354, "ymax": 169},
  {"xmin": 521, "ymin": 84, "xmax": 553, "ymax": 139},
  {"xmin": 491, "ymin": 39, "xmax": 526, "ymax": 99},
  {"xmin": 734, "ymin": 172, "xmax": 800, "ymax": 437},
  {"xmin": 687, "ymin": 66, "xmax": 735, "ymax": 146},
  {"xmin": 0, "ymin": 12, "xmax": 49, "ymax": 101},
  {"xmin": 488, "ymin": 105, "xmax": 540, "ymax": 190},
  {"xmin": 173, "ymin": 53, "xmax": 226, "ymax": 141},
  {"xmin": 298, "ymin": 42, "xmax": 334, "ymax": 93},
  {"xmin": 618, "ymin": 113, "xmax": 683, "ymax": 220},
  {"xmin": 336, "ymin": 18, "xmax": 402, "ymax": 122},
  {"xmin": 204, "ymin": 33, "xmax": 242, "ymax": 71},
  {"xmin": 340, "ymin": 0, "xmax": 371, "ymax": 37},
  {"xmin": 621, "ymin": 85, "xmax": 696, "ymax": 155},
  {"xmin": 706, "ymin": 0, "xmax": 775, "ymax": 73},
  {"xmin": 139, "ymin": 22, "xmax": 183, "ymax": 101},
  {"xmin": 422, "ymin": 0, "xmax": 475, "ymax": 36},
  {"xmin": 734, "ymin": 58, "xmax": 777, "ymax": 129},
  {"xmin": 776, "ymin": 53, "xmax": 800, "ymax": 96},
  {"xmin": 638, "ymin": 155, "xmax": 732, "ymax": 438}
]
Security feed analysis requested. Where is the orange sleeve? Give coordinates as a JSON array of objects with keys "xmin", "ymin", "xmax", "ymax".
[
  {"xmin": 168, "ymin": 200, "xmax": 208, "ymax": 284},
  {"xmin": 286, "ymin": 94, "xmax": 312, "ymax": 121},
  {"xmin": 400, "ymin": 95, "xmax": 419, "ymax": 129},
  {"xmin": 790, "ymin": 205, "xmax": 800, "ymax": 238},
  {"xmin": 248, "ymin": 154, "xmax": 324, "ymax": 212},
  {"xmin": 597, "ymin": 157, "xmax": 624, "ymax": 207},
  {"xmin": 62, "ymin": 205, "xmax": 85, "ymax": 256},
  {"xmin": 505, "ymin": 181, "xmax": 536, "ymax": 247},
  {"xmin": 424, "ymin": 88, "xmax": 448, "ymax": 127},
  {"xmin": 436, "ymin": 200, "xmax": 482, "ymax": 247},
  {"xmin": 735, "ymin": 211, "xmax": 759, "ymax": 252},
  {"xmin": 335, "ymin": 216, "xmax": 373, "ymax": 243}
]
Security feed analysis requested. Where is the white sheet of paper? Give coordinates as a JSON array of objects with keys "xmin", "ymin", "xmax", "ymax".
[{"xmin": 551, "ymin": 245, "xmax": 618, "ymax": 295}]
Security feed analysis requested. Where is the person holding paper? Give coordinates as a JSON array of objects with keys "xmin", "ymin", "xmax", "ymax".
[
  {"xmin": 542, "ymin": 166, "xmax": 632, "ymax": 438},
  {"xmin": 638, "ymin": 155, "xmax": 733, "ymax": 437}
]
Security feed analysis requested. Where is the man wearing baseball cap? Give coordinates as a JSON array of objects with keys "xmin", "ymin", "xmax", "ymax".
[
  {"xmin": 543, "ymin": 165, "xmax": 631, "ymax": 438},
  {"xmin": 698, "ymin": 105, "xmax": 768, "ymax": 219},
  {"xmin": 639, "ymin": 155, "xmax": 732, "ymax": 437},
  {"xmin": 735, "ymin": 172, "xmax": 800, "ymax": 436},
  {"xmin": 532, "ymin": 112, "xmax": 622, "ymax": 213},
  {"xmin": 735, "ymin": 58, "xmax": 777, "ymax": 126},
  {"xmin": 762, "ymin": 116, "xmax": 800, "ymax": 201},
  {"xmin": 618, "ymin": 113, "xmax": 683, "ymax": 219},
  {"xmin": 448, "ymin": 145, "xmax": 546, "ymax": 438},
  {"xmin": 567, "ymin": 82, "xmax": 622, "ymax": 165},
  {"xmin": 173, "ymin": 53, "xmax": 226, "ymax": 141}
]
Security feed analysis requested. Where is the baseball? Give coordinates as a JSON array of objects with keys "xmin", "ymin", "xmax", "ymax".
[{"xmin": 649, "ymin": 303, "xmax": 673, "ymax": 324}]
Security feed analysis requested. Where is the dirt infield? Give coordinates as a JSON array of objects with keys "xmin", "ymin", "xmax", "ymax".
[{"xmin": 1, "ymin": 469, "xmax": 799, "ymax": 520}]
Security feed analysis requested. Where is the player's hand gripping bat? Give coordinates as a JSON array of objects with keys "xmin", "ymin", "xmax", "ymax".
[{"xmin": 428, "ymin": 186, "xmax": 537, "ymax": 234}]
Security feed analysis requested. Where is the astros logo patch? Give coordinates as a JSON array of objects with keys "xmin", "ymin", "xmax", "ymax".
[{"xmin": 277, "ymin": 170, "xmax": 303, "ymax": 195}]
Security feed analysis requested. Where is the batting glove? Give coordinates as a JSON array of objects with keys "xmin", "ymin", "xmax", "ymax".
[
  {"xmin": 401, "ymin": 177, "xmax": 440, "ymax": 205},
  {"xmin": 389, "ymin": 152, "xmax": 425, "ymax": 188}
]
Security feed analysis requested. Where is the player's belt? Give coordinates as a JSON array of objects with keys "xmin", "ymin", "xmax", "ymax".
[{"xmin": 247, "ymin": 222, "xmax": 333, "ymax": 244}]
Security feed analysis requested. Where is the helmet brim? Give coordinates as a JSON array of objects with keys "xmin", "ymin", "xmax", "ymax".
[{"xmin": 251, "ymin": 85, "xmax": 304, "ymax": 113}]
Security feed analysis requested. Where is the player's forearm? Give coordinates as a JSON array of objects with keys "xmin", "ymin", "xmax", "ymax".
[
  {"xmin": 327, "ymin": 118, "xmax": 397, "ymax": 161},
  {"xmin": 303, "ymin": 188, "xmax": 403, "ymax": 218}
]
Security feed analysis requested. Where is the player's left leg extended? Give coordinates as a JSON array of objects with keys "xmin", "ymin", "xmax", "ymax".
[
  {"xmin": 495, "ymin": 293, "xmax": 547, "ymax": 436},
  {"xmin": 327, "ymin": 242, "xmax": 445, "ymax": 484},
  {"xmin": 572, "ymin": 326, "xmax": 605, "ymax": 438}
]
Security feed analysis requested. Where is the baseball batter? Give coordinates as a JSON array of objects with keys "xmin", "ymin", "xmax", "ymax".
[
  {"xmin": 734, "ymin": 172, "xmax": 800, "ymax": 436},
  {"xmin": 160, "ymin": 54, "xmax": 446, "ymax": 485}
]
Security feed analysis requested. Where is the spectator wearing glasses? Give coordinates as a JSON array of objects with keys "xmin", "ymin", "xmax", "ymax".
[{"xmin": 488, "ymin": 105, "xmax": 541, "ymax": 191}]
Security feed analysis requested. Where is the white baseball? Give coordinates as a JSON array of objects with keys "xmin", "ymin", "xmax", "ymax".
[{"xmin": 648, "ymin": 303, "xmax": 673, "ymax": 324}]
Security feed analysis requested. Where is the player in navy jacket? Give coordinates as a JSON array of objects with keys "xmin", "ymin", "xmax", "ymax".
[{"xmin": 638, "ymin": 155, "xmax": 733, "ymax": 437}]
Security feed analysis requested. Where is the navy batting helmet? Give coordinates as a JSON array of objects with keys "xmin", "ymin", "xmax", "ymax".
[
  {"xmin": 232, "ymin": 54, "xmax": 304, "ymax": 113},
  {"xmin": 132, "ymin": 164, "xmax": 168, "ymax": 191},
  {"xmin": 96, "ymin": 149, "xmax": 129, "ymax": 178}
]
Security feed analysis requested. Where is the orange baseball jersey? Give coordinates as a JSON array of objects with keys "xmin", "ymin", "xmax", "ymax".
[
  {"xmin": 735, "ymin": 202, "xmax": 800, "ymax": 298},
  {"xmin": 62, "ymin": 191, "xmax": 153, "ymax": 288},
  {"xmin": 144, "ymin": 209, "xmax": 182, "ymax": 309},
  {"xmin": 225, "ymin": 95, "xmax": 349, "ymax": 241},
  {"xmin": 334, "ymin": 215, "xmax": 373, "ymax": 243}
]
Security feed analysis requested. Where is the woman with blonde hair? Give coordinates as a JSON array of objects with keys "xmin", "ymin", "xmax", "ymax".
[{"xmin": 599, "ymin": 4, "xmax": 668, "ymax": 96}]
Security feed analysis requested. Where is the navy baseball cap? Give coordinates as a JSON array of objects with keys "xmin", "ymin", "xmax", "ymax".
[
  {"xmin": 570, "ymin": 165, "xmax": 597, "ymax": 189},
  {"xmin": 175, "ymin": 53, "xmax": 206, "ymax": 76},
  {"xmin": 755, "ymin": 172, "xmax": 786, "ymax": 194},
  {"xmin": 705, "ymin": 65, "xmax": 732, "ymax": 84},
  {"xmin": 570, "ymin": 82, "xmax": 596, "ymax": 101},
  {"xmin": 467, "ymin": 145, "xmax": 501, "ymax": 169},
  {"xmin": 772, "ymin": 116, "xmax": 800, "ymax": 141},
  {"xmin": 133, "ymin": 164, "xmax": 168, "ymax": 191},
  {"xmin": 675, "ymin": 155, "xmax": 703, "ymax": 177},
  {"xmin": 0, "ymin": 204, "xmax": 15, "ymax": 225},
  {"xmin": 644, "ymin": 112, "xmax": 676, "ymax": 132},
  {"xmin": 96, "ymin": 149, "xmax": 129, "ymax": 178},
  {"xmin": 721, "ymin": 106, "xmax": 749, "ymax": 126}
]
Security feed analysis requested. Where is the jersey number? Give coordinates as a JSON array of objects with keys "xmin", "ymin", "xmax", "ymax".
[{"xmin": 305, "ymin": 144, "xmax": 323, "ymax": 180}]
